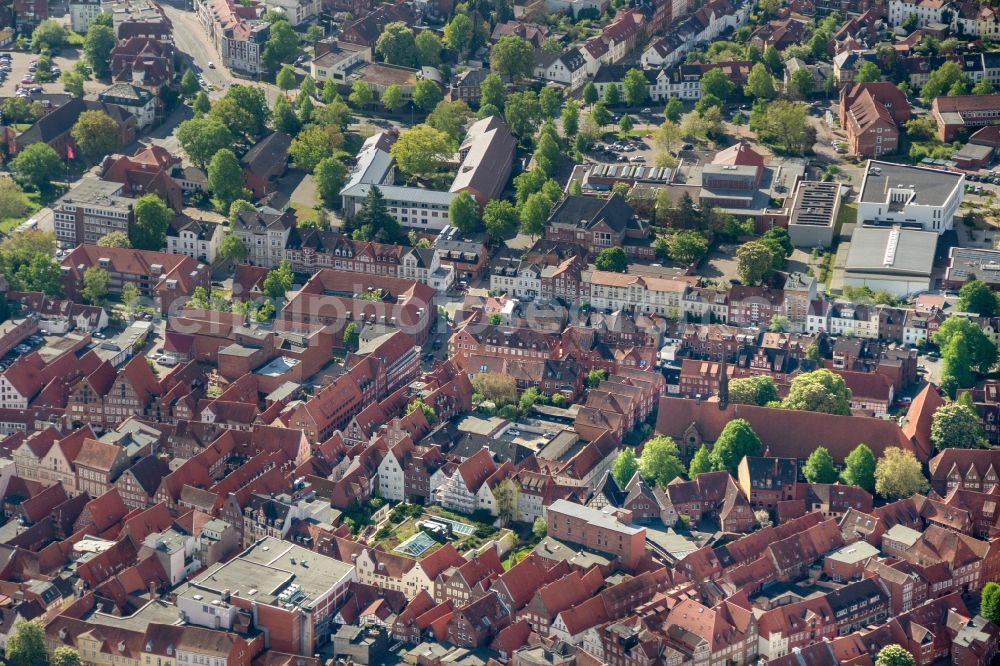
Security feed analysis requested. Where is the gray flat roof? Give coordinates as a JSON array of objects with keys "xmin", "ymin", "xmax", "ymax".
[
  {"xmin": 179, "ymin": 537, "xmax": 354, "ymax": 610},
  {"xmin": 845, "ymin": 225, "xmax": 937, "ymax": 277},
  {"xmin": 859, "ymin": 160, "xmax": 963, "ymax": 207},
  {"xmin": 947, "ymin": 246, "xmax": 1000, "ymax": 285}
]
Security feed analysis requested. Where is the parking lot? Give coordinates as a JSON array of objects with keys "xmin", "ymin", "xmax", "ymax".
[
  {"xmin": 0, "ymin": 49, "xmax": 85, "ymax": 99},
  {"xmin": 0, "ymin": 333, "xmax": 45, "ymax": 371}
]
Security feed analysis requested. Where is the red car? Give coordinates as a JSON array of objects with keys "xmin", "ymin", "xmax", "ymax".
[{"xmin": 20, "ymin": 77, "xmax": 33, "ymax": 85}]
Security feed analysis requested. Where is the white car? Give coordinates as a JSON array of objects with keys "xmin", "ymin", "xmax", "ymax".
[{"xmin": 207, "ymin": 61, "xmax": 215, "ymax": 68}]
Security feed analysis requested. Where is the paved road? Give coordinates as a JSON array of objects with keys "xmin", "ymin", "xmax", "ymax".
[{"xmin": 160, "ymin": 2, "xmax": 283, "ymax": 105}]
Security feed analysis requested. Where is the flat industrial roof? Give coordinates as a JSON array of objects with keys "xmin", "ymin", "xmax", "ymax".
[
  {"xmin": 845, "ymin": 225, "xmax": 937, "ymax": 277},
  {"xmin": 859, "ymin": 160, "xmax": 963, "ymax": 207}
]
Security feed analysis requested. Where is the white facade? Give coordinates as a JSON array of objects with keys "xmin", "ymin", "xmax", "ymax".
[
  {"xmin": 0, "ymin": 374, "xmax": 30, "ymax": 410},
  {"xmin": 377, "ymin": 451, "xmax": 405, "ymax": 502},
  {"xmin": 70, "ymin": 0, "xmax": 104, "ymax": 32},
  {"xmin": 167, "ymin": 222, "xmax": 223, "ymax": 263},
  {"xmin": 585, "ymin": 271, "xmax": 690, "ymax": 317},
  {"xmin": 888, "ymin": 0, "xmax": 950, "ymax": 27},
  {"xmin": 857, "ymin": 161, "xmax": 964, "ymax": 233},
  {"xmin": 262, "ymin": 0, "xmax": 320, "ymax": 25}
]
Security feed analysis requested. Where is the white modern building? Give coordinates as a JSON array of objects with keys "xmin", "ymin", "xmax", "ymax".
[{"xmin": 856, "ymin": 160, "xmax": 964, "ymax": 233}]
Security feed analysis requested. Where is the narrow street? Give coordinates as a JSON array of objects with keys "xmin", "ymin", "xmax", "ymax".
[{"xmin": 159, "ymin": 1, "xmax": 283, "ymax": 106}]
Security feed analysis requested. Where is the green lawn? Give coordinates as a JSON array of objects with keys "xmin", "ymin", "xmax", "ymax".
[
  {"xmin": 835, "ymin": 201, "xmax": 857, "ymax": 238},
  {"xmin": 0, "ymin": 191, "xmax": 42, "ymax": 234}
]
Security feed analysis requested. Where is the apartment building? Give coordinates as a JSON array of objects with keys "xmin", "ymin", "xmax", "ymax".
[
  {"xmin": 53, "ymin": 177, "xmax": 135, "ymax": 248},
  {"xmin": 584, "ymin": 271, "xmax": 690, "ymax": 317},
  {"xmin": 545, "ymin": 500, "xmax": 646, "ymax": 571}
]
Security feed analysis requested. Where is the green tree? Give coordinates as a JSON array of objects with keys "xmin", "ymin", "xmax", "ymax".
[
  {"xmin": 708, "ymin": 418, "xmax": 761, "ymax": 474},
  {"xmin": 415, "ymin": 30, "xmax": 441, "ymax": 67},
  {"xmin": 449, "ymin": 191, "xmax": 481, "ymax": 232},
  {"xmin": 688, "ymin": 444, "xmax": 713, "ymax": 478},
  {"xmin": 343, "ymin": 321, "xmax": 360, "ymax": 351},
  {"xmin": 261, "ymin": 18, "xmax": 299, "ymax": 71},
  {"xmin": 973, "ymin": 79, "xmax": 995, "ymax": 95},
  {"xmin": 841, "ymin": 444, "xmax": 877, "ymax": 492},
  {"xmin": 668, "ymin": 229, "xmax": 710, "ymax": 264},
  {"xmin": 591, "ymin": 101, "xmax": 611, "ymax": 127},
  {"xmin": 752, "ymin": 100, "xmax": 811, "ymax": 153},
  {"xmin": 603, "ymin": 83, "xmax": 621, "ymax": 106},
  {"xmin": 539, "ymin": 85, "xmax": 562, "ymax": 118},
  {"xmin": 444, "ymin": 13, "xmax": 473, "ymax": 57},
  {"xmin": 263, "ymin": 260, "xmax": 293, "ymax": 299},
  {"xmin": 97, "ymin": 231, "xmax": 130, "ymax": 248},
  {"xmin": 314, "ymin": 157, "xmax": 347, "ymax": 208},
  {"xmin": 594, "ymin": 247, "xmax": 628, "ymax": 273},
  {"xmin": 561, "ymin": 99, "xmax": 580, "ymax": 137},
  {"xmin": 789, "ymin": 67, "xmax": 816, "ymax": 98},
  {"xmin": 491, "ymin": 35, "xmax": 534, "ymax": 80},
  {"xmin": 276, "ymin": 64, "xmax": 296, "ymax": 91},
  {"xmin": 349, "ymin": 80, "xmax": 374, "ymax": 109},
  {"xmin": 480, "ymin": 72, "xmax": 505, "ymax": 111},
  {"xmin": 219, "ymin": 233, "xmax": 248, "ymax": 263},
  {"xmin": 322, "ymin": 79, "xmax": 339, "ymax": 104},
  {"xmin": 82, "ymin": 266, "xmax": 109, "ymax": 305},
  {"xmin": 518, "ymin": 190, "xmax": 551, "ymax": 238},
  {"xmin": 407, "ymin": 398, "xmax": 437, "ymax": 423},
  {"xmin": 192, "ymin": 91, "xmax": 211, "ymax": 115},
  {"xmin": 230, "ymin": 199, "xmax": 256, "ymax": 226},
  {"xmin": 931, "ymin": 401, "xmax": 986, "ymax": 450},
  {"xmin": 921, "ymin": 60, "xmax": 966, "ymax": 102},
  {"xmin": 176, "ymin": 117, "xmax": 234, "ymax": 168},
  {"xmin": 729, "ymin": 375, "xmax": 779, "ymax": 406},
  {"xmin": 7, "ymin": 620, "xmax": 47, "ymax": 666},
  {"xmin": 875, "ymin": 645, "xmax": 916, "ymax": 666},
  {"xmin": 353, "ymin": 185, "xmax": 400, "ymax": 243},
  {"xmin": 623, "ymin": 68, "xmax": 649, "ymax": 107},
  {"xmin": 783, "ymin": 369, "xmax": 852, "ymax": 415},
  {"xmin": 532, "ymin": 516, "xmax": 547, "ymax": 539},
  {"xmin": 71, "ymin": 110, "xmax": 121, "ymax": 160},
  {"xmin": 533, "ymin": 130, "xmax": 561, "ymax": 177},
  {"xmin": 744, "ymin": 62, "xmax": 776, "ymax": 99},
  {"xmin": 638, "ymin": 436, "xmax": 685, "ymax": 487},
  {"xmin": 933, "ymin": 316, "xmax": 998, "ymax": 375},
  {"xmin": 875, "ymin": 447, "xmax": 928, "ymax": 499},
  {"xmin": 207, "ymin": 149, "xmax": 246, "ymax": 213},
  {"xmin": 582, "ymin": 81, "xmax": 598, "ymax": 105},
  {"xmin": 32, "ymin": 20, "xmax": 64, "ymax": 52},
  {"xmin": 412, "ymin": 79, "xmax": 442, "ymax": 112},
  {"xmin": 958, "ymin": 279, "xmax": 998, "ymax": 317},
  {"xmin": 120, "ymin": 281, "xmax": 141, "ymax": 315},
  {"xmin": 855, "ymin": 60, "xmax": 882, "ymax": 83},
  {"xmin": 13, "ymin": 254, "xmax": 61, "ymax": 296},
  {"xmin": 427, "ymin": 100, "xmax": 473, "ymax": 146},
  {"xmin": 803, "ymin": 447, "xmax": 838, "ymax": 483},
  {"xmin": 83, "ymin": 23, "xmax": 115, "ymax": 76},
  {"xmin": 736, "ymin": 240, "xmax": 775, "ymax": 285},
  {"xmin": 272, "ymin": 95, "xmax": 300, "ymax": 135},
  {"xmin": 391, "ymin": 125, "xmax": 451, "ymax": 180},
  {"xmin": 664, "ymin": 96, "xmax": 683, "ymax": 123},
  {"xmin": 763, "ymin": 45, "xmax": 782, "ymax": 72},
  {"xmin": 290, "ymin": 124, "xmax": 342, "ymax": 172},
  {"xmin": 11, "ymin": 143, "xmax": 62, "ymax": 191},
  {"xmin": 376, "ymin": 22, "xmax": 417, "ymax": 67},
  {"xmin": 504, "ymin": 91, "xmax": 541, "ymax": 137},
  {"xmin": 131, "ymin": 194, "xmax": 172, "ymax": 251},
  {"xmin": 618, "ymin": 114, "xmax": 634, "ymax": 138},
  {"xmin": 382, "ymin": 84, "xmax": 404, "ymax": 113},
  {"xmin": 179, "ymin": 69, "xmax": 200, "ymax": 97},
  {"xmin": 61, "ymin": 70, "xmax": 86, "ymax": 98},
  {"xmin": 483, "ymin": 199, "xmax": 518, "ymax": 239},
  {"xmin": 612, "ymin": 448, "xmax": 639, "ymax": 487},
  {"xmin": 700, "ymin": 68, "xmax": 734, "ymax": 101},
  {"xmin": 981, "ymin": 582, "xmax": 1000, "ymax": 621}
]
